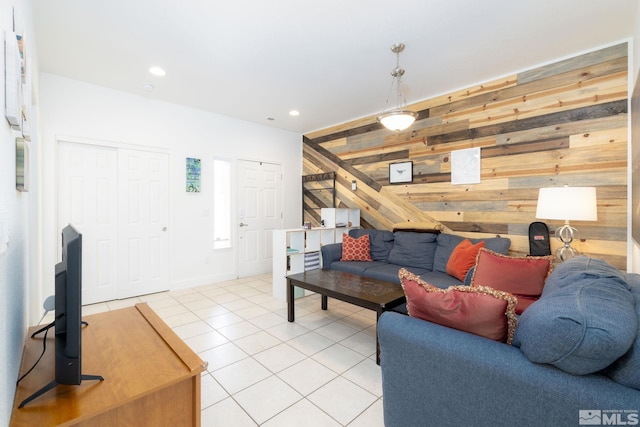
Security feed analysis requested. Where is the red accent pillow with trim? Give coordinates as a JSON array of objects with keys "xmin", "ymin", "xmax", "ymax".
[
  {"xmin": 446, "ymin": 239, "xmax": 485, "ymax": 281},
  {"xmin": 399, "ymin": 268, "xmax": 518, "ymax": 344},
  {"xmin": 470, "ymin": 248, "xmax": 555, "ymax": 314},
  {"xmin": 340, "ymin": 233, "xmax": 373, "ymax": 262}
]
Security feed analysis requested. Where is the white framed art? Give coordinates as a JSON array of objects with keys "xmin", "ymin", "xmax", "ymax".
[{"xmin": 389, "ymin": 161, "xmax": 413, "ymax": 184}]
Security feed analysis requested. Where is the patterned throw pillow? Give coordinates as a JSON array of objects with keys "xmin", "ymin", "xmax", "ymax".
[
  {"xmin": 399, "ymin": 268, "xmax": 518, "ymax": 344},
  {"xmin": 470, "ymin": 248, "xmax": 554, "ymax": 314},
  {"xmin": 340, "ymin": 233, "xmax": 373, "ymax": 262},
  {"xmin": 446, "ymin": 239, "xmax": 485, "ymax": 281}
]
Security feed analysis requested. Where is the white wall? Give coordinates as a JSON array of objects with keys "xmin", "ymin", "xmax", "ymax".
[
  {"xmin": 0, "ymin": 0, "xmax": 40, "ymax": 423},
  {"xmin": 38, "ymin": 73, "xmax": 302, "ymax": 299}
]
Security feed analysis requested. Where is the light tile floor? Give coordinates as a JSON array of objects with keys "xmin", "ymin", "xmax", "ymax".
[{"xmin": 79, "ymin": 273, "xmax": 385, "ymax": 426}]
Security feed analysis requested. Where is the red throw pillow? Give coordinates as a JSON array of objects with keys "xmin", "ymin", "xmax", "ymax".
[
  {"xmin": 399, "ymin": 269, "xmax": 518, "ymax": 344},
  {"xmin": 470, "ymin": 249, "xmax": 555, "ymax": 314},
  {"xmin": 340, "ymin": 233, "xmax": 373, "ymax": 262},
  {"xmin": 446, "ymin": 239, "xmax": 485, "ymax": 281}
]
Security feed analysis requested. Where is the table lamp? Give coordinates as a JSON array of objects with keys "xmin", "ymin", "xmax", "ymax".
[{"xmin": 535, "ymin": 185, "xmax": 598, "ymax": 261}]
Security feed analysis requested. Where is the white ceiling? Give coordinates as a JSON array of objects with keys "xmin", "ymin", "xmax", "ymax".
[{"xmin": 32, "ymin": 0, "xmax": 637, "ymax": 134}]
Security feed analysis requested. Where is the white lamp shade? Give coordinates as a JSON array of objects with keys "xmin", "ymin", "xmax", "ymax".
[
  {"xmin": 536, "ymin": 186, "xmax": 598, "ymax": 221},
  {"xmin": 377, "ymin": 110, "xmax": 418, "ymax": 132}
]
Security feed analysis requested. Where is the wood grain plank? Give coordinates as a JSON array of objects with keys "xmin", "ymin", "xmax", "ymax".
[
  {"xmin": 428, "ymin": 99, "xmax": 627, "ymax": 145},
  {"xmin": 518, "ymin": 42, "xmax": 627, "ymax": 84}
]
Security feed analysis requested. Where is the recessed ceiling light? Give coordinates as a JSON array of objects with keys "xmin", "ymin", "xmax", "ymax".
[
  {"xmin": 149, "ymin": 66, "xmax": 166, "ymax": 77},
  {"xmin": 289, "ymin": 110, "xmax": 300, "ymax": 117}
]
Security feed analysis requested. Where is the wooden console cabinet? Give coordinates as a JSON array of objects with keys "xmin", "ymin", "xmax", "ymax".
[{"xmin": 10, "ymin": 303, "xmax": 206, "ymax": 426}]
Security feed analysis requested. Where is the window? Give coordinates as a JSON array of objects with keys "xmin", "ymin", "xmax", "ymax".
[{"xmin": 213, "ymin": 158, "xmax": 231, "ymax": 249}]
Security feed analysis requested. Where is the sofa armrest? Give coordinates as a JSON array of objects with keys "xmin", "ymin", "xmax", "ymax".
[
  {"xmin": 321, "ymin": 243, "xmax": 342, "ymax": 269},
  {"xmin": 378, "ymin": 312, "xmax": 640, "ymax": 427}
]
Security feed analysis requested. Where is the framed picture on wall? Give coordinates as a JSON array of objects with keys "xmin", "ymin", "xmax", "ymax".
[
  {"xmin": 389, "ymin": 161, "xmax": 413, "ymax": 184},
  {"xmin": 186, "ymin": 157, "xmax": 201, "ymax": 192},
  {"xmin": 16, "ymin": 138, "xmax": 28, "ymax": 192}
]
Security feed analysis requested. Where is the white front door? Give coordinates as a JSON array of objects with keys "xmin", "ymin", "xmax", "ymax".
[
  {"xmin": 237, "ymin": 160, "xmax": 282, "ymax": 277},
  {"xmin": 57, "ymin": 141, "xmax": 170, "ymax": 304},
  {"xmin": 117, "ymin": 149, "xmax": 170, "ymax": 299}
]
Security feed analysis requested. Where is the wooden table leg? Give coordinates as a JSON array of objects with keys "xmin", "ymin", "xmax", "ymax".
[
  {"xmin": 321, "ymin": 295, "xmax": 328, "ymax": 310},
  {"xmin": 287, "ymin": 278, "xmax": 295, "ymax": 322}
]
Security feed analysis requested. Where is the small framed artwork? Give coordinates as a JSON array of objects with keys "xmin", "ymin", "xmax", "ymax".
[
  {"xmin": 16, "ymin": 138, "xmax": 28, "ymax": 192},
  {"xmin": 451, "ymin": 147, "xmax": 481, "ymax": 185},
  {"xmin": 389, "ymin": 161, "xmax": 413, "ymax": 184},
  {"xmin": 186, "ymin": 157, "xmax": 201, "ymax": 192}
]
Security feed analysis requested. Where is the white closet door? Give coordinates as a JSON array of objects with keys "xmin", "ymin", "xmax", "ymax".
[
  {"xmin": 117, "ymin": 149, "xmax": 170, "ymax": 299},
  {"xmin": 58, "ymin": 142, "xmax": 170, "ymax": 304},
  {"xmin": 58, "ymin": 142, "xmax": 119, "ymax": 305}
]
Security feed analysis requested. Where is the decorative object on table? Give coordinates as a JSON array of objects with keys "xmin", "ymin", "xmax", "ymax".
[
  {"xmin": 16, "ymin": 137, "xmax": 28, "ymax": 191},
  {"xmin": 535, "ymin": 185, "xmax": 598, "ymax": 261},
  {"xmin": 377, "ymin": 43, "xmax": 418, "ymax": 132},
  {"xmin": 451, "ymin": 147, "xmax": 481, "ymax": 185},
  {"xmin": 185, "ymin": 158, "xmax": 201, "ymax": 192},
  {"xmin": 389, "ymin": 161, "xmax": 413, "ymax": 184}
]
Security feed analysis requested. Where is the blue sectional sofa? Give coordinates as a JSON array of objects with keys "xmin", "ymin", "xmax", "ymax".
[
  {"xmin": 378, "ymin": 256, "xmax": 640, "ymax": 427},
  {"xmin": 320, "ymin": 228, "xmax": 511, "ymax": 288}
]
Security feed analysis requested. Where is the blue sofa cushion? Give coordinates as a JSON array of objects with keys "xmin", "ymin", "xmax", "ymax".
[
  {"xmin": 328, "ymin": 260, "xmax": 385, "ymax": 276},
  {"xmin": 433, "ymin": 233, "xmax": 511, "ymax": 273},
  {"xmin": 513, "ymin": 257, "xmax": 637, "ymax": 375},
  {"xmin": 603, "ymin": 273, "xmax": 640, "ymax": 390},
  {"xmin": 387, "ymin": 231, "xmax": 437, "ymax": 270},
  {"xmin": 349, "ymin": 229, "xmax": 394, "ymax": 262}
]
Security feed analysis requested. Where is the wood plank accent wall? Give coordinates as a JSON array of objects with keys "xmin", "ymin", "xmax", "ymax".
[{"xmin": 303, "ymin": 43, "xmax": 629, "ymax": 269}]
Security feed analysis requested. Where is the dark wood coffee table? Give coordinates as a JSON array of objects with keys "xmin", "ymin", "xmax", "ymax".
[{"xmin": 286, "ymin": 269, "xmax": 406, "ymax": 364}]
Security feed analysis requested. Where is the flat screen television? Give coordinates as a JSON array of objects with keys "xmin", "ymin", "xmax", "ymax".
[
  {"xmin": 19, "ymin": 224, "xmax": 102, "ymax": 408},
  {"xmin": 54, "ymin": 223, "xmax": 83, "ymax": 385}
]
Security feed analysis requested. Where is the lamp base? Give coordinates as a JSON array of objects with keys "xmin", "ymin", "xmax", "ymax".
[{"xmin": 554, "ymin": 221, "xmax": 580, "ymax": 261}]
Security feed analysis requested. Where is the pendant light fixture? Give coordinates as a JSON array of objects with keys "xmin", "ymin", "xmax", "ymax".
[{"xmin": 377, "ymin": 43, "xmax": 418, "ymax": 132}]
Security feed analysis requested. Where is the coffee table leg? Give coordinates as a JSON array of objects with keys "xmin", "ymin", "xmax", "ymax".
[
  {"xmin": 321, "ymin": 295, "xmax": 328, "ymax": 310},
  {"xmin": 287, "ymin": 279, "xmax": 295, "ymax": 322}
]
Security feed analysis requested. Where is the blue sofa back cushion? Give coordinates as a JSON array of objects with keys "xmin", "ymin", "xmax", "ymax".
[
  {"xmin": 433, "ymin": 233, "xmax": 511, "ymax": 273},
  {"xmin": 349, "ymin": 229, "xmax": 394, "ymax": 262},
  {"xmin": 603, "ymin": 273, "xmax": 640, "ymax": 390},
  {"xmin": 513, "ymin": 257, "xmax": 638, "ymax": 376},
  {"xmin": 387, "ymin": 231, "xmax": 438, "ymax": 270}
]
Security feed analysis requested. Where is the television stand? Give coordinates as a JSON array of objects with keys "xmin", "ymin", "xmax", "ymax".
[
  {"xmin": 11, "ymin": 303, "xmax": 206, "ymax": 426},
  {"xmin": 18, "ymin": 374, "xmax": 104, "ymax": 409}
]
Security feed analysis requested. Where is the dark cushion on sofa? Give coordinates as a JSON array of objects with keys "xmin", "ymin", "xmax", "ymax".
[
  {"xmin": 603, "ymin": 273, "xmax": 640, "ymax": 390},
  {"xmin": 349, "ymin": 229, "xmax": 394, "ymax": 262},
  {"xmin": 433, "ymin": 233, "xmax": 511, "ymax": 273},
  {"xmin": 387, "ymin": 231, "xmax": 437, "ymax": 270},
  {"xmin": 513, "ymin": 257, "xmax": 637, "ymax": 375}
]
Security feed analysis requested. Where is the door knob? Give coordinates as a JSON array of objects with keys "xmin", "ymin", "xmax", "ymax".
[
  {"xmin": 239, "ymin": 222, "xmax": 248, "ymax": 227},
  {"xmin": 162, "ymin": 227, "xmax": 167, "ymax": 231}
]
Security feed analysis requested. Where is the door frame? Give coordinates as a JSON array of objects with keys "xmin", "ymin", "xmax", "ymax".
[{"xmin": 56, "ymin": 135, "xmax": 172, "ymax": 302}]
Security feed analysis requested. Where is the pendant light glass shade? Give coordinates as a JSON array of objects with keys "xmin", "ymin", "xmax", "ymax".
[
  {"xmin": 378, "ymin": 110, "xmax": 418, "ymax": 132},
  {"xmin": 377, "ymin": 43, "xmax": 418, "ymax": 132}
]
